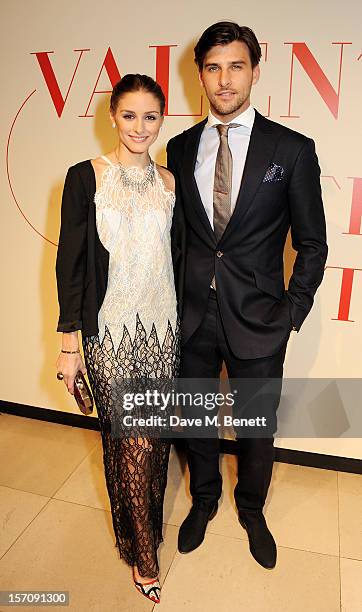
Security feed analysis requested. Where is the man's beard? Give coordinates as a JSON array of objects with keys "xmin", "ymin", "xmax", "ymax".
[{"xmin": 210, "ymin": 93, "xmax": 247, "ymax": 117}]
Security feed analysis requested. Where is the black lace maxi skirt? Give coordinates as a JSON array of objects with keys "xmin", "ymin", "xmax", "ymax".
[{"xmin": 82, "ymin": 318, "xmax": 180, "ymax": 578}]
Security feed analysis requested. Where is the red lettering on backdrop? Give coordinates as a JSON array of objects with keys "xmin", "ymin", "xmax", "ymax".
[
  {"xmin": 32, "ymin": 43, "xmax": 357, "ymax": 120},
  {"xmin": 321, "ymin": 175, "xmax": 341, "ymax": 190},
  {"xmin": 31, "ymin": 49, "xmax": 90, "ymax": 118},
  {"xmin": 150, "ymin": 45, "xmax": 176, "ymax": 116},
  {"xmin": 343, "ymin": 178, "xmax": 362, "ymax": 235},
  {"xmin": 326, "ymin": 267, "xmax": 362, "ymax": 322},
  {"xmin": 259, "ymin": 43, "xmax": 271, "ymax": 117},
  {"xmin": 281, "ymin": 42, "xmax": 352, "ymax": 119},
  {"xmin": 150, "ymin": 44, "xmax": 203, "ymax": 116},
  {"xmin": 80, "ymin": 47, "xmax": 121, "ymax": 117}
]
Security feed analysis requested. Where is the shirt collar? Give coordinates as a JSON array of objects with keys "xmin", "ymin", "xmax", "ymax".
[{"xmin": 206, "ymin": 105, "xmax": 255, "ymax": 133}]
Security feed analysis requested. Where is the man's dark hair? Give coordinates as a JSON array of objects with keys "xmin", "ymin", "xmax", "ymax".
[
  {"xmin": 194, "ymin": 21, "xmax": 262, "ymax": 71},
  {"xmin": 110, "ymin": 74, "xmax": 166, "ymax": 115}
]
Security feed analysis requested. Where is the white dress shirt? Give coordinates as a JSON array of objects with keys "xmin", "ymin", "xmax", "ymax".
[{"xmin": 194, "ymin": 105, "xmax": 255, "ymax": 230}]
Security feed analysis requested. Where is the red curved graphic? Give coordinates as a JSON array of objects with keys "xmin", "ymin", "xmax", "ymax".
[{"xmin": 6, "ymin": 89, "xmax": 58, "ymax": 246}]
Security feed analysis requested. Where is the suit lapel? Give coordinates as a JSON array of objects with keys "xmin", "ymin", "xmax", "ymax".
[
  {"xmin": 183, "ymin": 119, "xmax": 217, "ymax": 245},
  {"xmin": 219, "ymin": 111, "xmax": 280, "ymax": 245}
]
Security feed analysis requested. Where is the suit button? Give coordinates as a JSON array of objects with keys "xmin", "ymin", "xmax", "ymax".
[{"xmin": 216, "ymin": 251, "xmax": 223, "ymax": 258}]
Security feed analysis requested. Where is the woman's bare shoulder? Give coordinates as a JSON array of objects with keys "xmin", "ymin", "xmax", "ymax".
[
  {"xmin": 90, "ymin": 154, "xmax": 114, "ymax": 189},
  {"xmin": 156, "ymin": 164, "xmax": 175, "ymax": 193},
  {"xmin": 91, "ymin": 154, "xmax": 113, "ymax": 169}
]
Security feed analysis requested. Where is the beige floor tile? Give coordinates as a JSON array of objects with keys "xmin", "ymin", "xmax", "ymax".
[
  {"xmin": 158, "ymin": 532, "xmax": 340, "ymax": 612},
  {"xmin": 163, "ymin": 445, "xmax": 192, "ymax": 526},
  {"xmin": 54, "ymin": 442, "xmax": 110, "ymax": 511},
  {"xmin": 338, "ymin": 472, "xmax": 362, "ymax": 560},
  {"xmin": 0, "ymin": 498, "xmax": 178, "ymax": 611},
  {"xmin": 341, "ymin": 557, "xmax": 362, "ymax": 612},
  {"xmin": 0, "ymin": 486, "xmax": 49, "ymax": 558},
  {"xmin": 266, "ymin": 462, "xmax": 339, "ymax": 556},
  {"xmin": 0, "ymin": 413, "xmax": 99, "ymax": 497}
]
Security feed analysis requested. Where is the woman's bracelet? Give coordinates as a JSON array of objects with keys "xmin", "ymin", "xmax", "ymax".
[{"xmin": 61, "ymin": 349, "xmax": 80, "ymax": 354}]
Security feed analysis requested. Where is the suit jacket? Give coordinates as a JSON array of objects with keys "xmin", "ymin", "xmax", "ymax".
[
  {"xmin": 56, "ymin": 161, "xmax": 109, "ymax": 335},
  {"xmin": 167, "ymin": 110, "xmax": 328, "ymax": 359}
]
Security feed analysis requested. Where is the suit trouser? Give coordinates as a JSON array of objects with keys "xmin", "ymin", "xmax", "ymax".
[{"xmin": 180, "ymin": 289, "xmax": 288, "ymax": 514}]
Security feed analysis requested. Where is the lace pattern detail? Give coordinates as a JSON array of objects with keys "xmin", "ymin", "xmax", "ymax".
[
  {"xmin": 94, "ymin": 161, "xmax": 177, "ymax": 348},
  {"xmin": 83, "ymin": 317, "xmax": 179, "ymax": 578}
]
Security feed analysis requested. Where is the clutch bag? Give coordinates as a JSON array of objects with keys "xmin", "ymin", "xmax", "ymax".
[{"xmin": 74, "ymin": 371, "xmax": 93, "ymax": 415}]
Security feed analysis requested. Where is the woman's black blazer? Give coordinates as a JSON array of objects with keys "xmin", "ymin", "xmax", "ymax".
[{"xmin": 56, "ymin": 161, "xmax": 109, "ymax": 335}]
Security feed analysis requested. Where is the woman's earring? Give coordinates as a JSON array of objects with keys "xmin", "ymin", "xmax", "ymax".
[{"xmin": 112, "ymin": 122, "xmax": 116, "ymax": 128}]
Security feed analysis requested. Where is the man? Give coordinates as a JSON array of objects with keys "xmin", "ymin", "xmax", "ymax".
[{"xmin": 167, "ymin": 22, "xmax": 327, "ymax": 569}]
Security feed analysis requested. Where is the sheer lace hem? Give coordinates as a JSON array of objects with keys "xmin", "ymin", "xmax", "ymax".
[{"xmin": 82, "ymin": 316, "xmax": 179, "ymax": 577}]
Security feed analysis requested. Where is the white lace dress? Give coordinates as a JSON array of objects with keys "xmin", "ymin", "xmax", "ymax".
[
  {"xmin": 86, "ymin": 155, "xmax": 178, "ymax": 371},
  {"xmin": 82, "ymin": 155, "xmax": 179, "ymax": 578}
]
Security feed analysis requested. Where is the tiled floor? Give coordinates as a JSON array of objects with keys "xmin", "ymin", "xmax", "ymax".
[{"xmin": 0, "ymin": 413, "xmax": 361, "ymax": 611}]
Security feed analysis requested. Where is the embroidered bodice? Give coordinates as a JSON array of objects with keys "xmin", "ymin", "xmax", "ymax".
[{"xmin": 94, "ymin": 155, "xmax": 177, "ymax": 351}]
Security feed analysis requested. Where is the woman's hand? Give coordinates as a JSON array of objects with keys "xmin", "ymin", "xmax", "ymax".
[
  {"xmin": 56, "ymin": 332, "xmax": 87, "ymax": 395},
  {"xmin": 56, "ymin": 353, "xmax": 87, "ymax": 395}
]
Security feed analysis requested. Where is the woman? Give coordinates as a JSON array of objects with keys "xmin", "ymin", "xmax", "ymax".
[{"xmin": 55, "ymin": 74, "xmax": 179, "ymax": 604}]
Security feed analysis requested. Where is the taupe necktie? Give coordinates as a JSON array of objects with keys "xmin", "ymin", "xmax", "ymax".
[
  {"xmin": 211, "ymin": 123, "xmax": 239, "ymax": 289},
  {"xmin": 213, "ymin": 123, "xmax": 239, "ymax": 241}
]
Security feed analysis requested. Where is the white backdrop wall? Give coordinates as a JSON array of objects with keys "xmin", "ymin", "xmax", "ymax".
[{"xmin": 1, "ymin": 0, "xmax": 361, "ymax": 459}]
